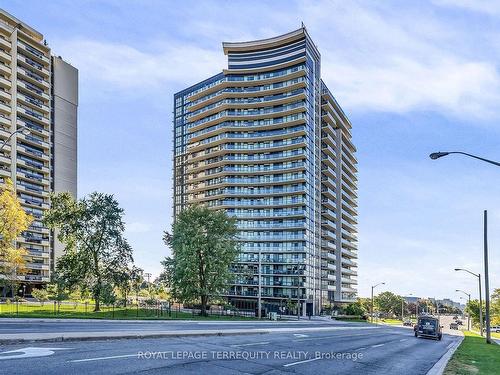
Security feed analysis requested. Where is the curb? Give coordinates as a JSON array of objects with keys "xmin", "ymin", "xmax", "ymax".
[
  {"xmin": 0, "ymin": 330, "xmax": 269, "ymax": 345},
  {"xmin": 0, "ymin": 325, "xmax": 380, "ymax": 345},
  {"xmin": 426, "ymin": 336, "xmax": 464, "ymax": 375}
]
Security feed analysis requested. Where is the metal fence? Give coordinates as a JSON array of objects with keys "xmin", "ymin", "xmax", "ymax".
[{"xmin": 0, "ymin": 300, "xmax": 258, "ymax": 319}]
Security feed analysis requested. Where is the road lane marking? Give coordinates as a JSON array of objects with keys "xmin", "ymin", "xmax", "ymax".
[
  {"xmin": 283, "ymin": 357, "xmax": 321, "ymax": 367},
  {"xmin": 371, "ymin": 344, "xmax": 385, "ymax": 348},
  {"xmin": 400, "ymin": 339, "xmax": 408, "ymax": 342},
  {"xmin": 0, "ymin": 347, "xmax": 72, "ymax": 360},
  {"xmin": 355, "ymin": 347, "xmax": 367, "ymax": 350},
  {"xmin": 231, "ymin": 341, "xmax": 270, "ymax": 347},
  {"xmin": 69, "ymin": 354, "xmax": 137, "ymax": 363},
  {"xmin": 293, "ymin": 332, "xmax": 368, "ymax": 342},
  {"xmin": 293, "ymin": 334, "xmax": 309, "ymax": 338}
]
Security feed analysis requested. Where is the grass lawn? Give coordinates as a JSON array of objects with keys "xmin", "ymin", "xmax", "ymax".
[
  {"xmin": 380, "ymin": 318, "xmax": 404, "ymax": 325},
  {"xmin": 444, "ymin": 331, "xmax": 500, "ymax": 375},
  {"xmin": 333, "ymin": 318, "xmax": 369, "ymax": 323},
  {"xmin": 0, "ymin": 302, "xmax": 255, "ymax": 320}
]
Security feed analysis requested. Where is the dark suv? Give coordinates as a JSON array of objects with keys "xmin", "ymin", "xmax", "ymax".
[{"xmin": 414, "ymin": 316, "xmax": 442, "ymax": 340}]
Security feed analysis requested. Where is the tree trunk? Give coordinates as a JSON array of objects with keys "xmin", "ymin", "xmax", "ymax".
[
  {"xmin": 94, "ymin": 290, "xmax": 100, "ymax": 312},
  {"xmin": 201, "ymin": 295, "xmax": 208, "ymax": 316}
]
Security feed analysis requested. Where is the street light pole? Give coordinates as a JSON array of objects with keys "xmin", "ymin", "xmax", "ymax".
[
  {"xmin": 456, "ymin": 289, "xmax": 471, "ymax": 330},
  {"xmin": 455, "ymin": 268, "xmax": 483, "ymax": 336},
  {"xmin": 402, "ymin": 293, "xmax": 412, "ymax": 322},
  {"xmin": 430, "ymin": 151, "xmax": 495, "ymax": 343},
  {"xmin": 371, "ymin": 282, "xmax": 385, "ymax": 323},
  {"xmin": 257, "ymin": 250, "xmax": 261, "ymax": 319},
  {"xmin": 483, "ymin": 210, "xmax": 492, "ymax": 344}
]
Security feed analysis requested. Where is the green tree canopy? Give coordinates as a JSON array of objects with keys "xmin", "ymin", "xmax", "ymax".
[
  {"xmin": 43, "ymin": 192, "xmax": 133, "ymax": 311},
  {"xmin": 345, "ymin": 300, "xmax": 367, "ymax": 316},
  {"xmin": 374, "ymin": 291, "xmax": 403, "ymax": 317},
  {"xmin": 161, "ymin": 205, "xmax": 239, "ymax": 316},
  {"xmin": 465, "ymin": 299, "xmax": 485, "ymax": 326}
]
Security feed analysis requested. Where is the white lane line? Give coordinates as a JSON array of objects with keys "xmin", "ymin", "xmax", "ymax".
[
  {"xmin": 293, "ymin": 332, "xmax": 367, "ymax": 342},
  {"xmin": 231, "ymin": 341, "xmax": 270, "ymax": 347},
  {"xmin": 69, "ymin": 354, "xmax": 137, "ymax": 363},
  {"xmin": 283, "ymin": 357, "xmax": 321, "ymax": 367},
  {"xmin": 400, "ymin": 339, "xmax": 408, "ymax": 342},
  {"xmin": 371, "ymin": 344, "xmax": 385, "ymax": 348},
  {"xmin": 356, "ymin": 347, "xmax": 367, "ymax": 351}
]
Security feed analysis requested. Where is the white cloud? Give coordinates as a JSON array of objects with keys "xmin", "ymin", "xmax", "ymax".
[
  {"xmin": 50, "ymin": 1, "xmax": 500, "ymax": 120},
  {"xmin": 55, "ymin": 38, "xmax": 225, "ymax": 90}
]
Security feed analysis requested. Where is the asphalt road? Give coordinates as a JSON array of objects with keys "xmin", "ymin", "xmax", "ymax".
[{"xmin": 0, "ymin": 320, "xmax": 460, "ymax": 375}]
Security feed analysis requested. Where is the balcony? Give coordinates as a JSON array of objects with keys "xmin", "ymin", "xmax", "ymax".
[
  {"xmin": 0, "ymin": 165, "xmax": 10, "ymax": 178},
  {"xmin": 0, "ymin": 49, "xmax": 11, "ymax": 64},
  {"xmin": 0, "ymin": 75, "xmax": 11, "ymax": 90},
  {"xmin": 26, "ymin": 262, "xmax": 49, "ymax": 270},
  {"xmin": 17, "ymin": 66, "xmax": 50, "ymax": 90},
  {"xmin": 26, "ymin": 248, "xmax": 50, "ymax": 258},
  {"xmin": 0, "ymin": 36, "xmax": 11, "ymax": 50},
  {"xmin": 17, "ymin": 80, "xmax": 50, "ymax": 101},
  {"xmin": 0, "ymin": 101, "xmax": 10, "ymax": 115},
  {"xmin": 17, "ymin": 105, "xmax": 50, "ymax": 126},
  {"xmin": 0, "ymin": 61, "xmax": 10, "ymax": 76},
  {"xmin": 17, "ymin": 92, "xmax": 50, "ymax": 115},
  {"xmin": 24, "ymin": 275, "xmax": 50, "ymax": 282},
  {"xmin": 17, "ymin": 54, "xmax": 51, "ymax": 77},
  {"xmin": 17, "ymin": 143, "xmax": 50, "ymax": 162},
  {"xmin": 17, "ymin": 41, "xmax": 50, "ymax": 65}
]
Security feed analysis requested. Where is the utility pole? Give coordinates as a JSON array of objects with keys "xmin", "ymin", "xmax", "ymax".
[
  {"xmin": 484, "ymin": 210, "xmax": 492, "ymax": 344},
  {"xmin": 296, "ymin": 261, "xmax": 301, "ymax": 320},
  {"xmin": 257, "ymin": 250, "xmax": 262, "ymax": 319}
]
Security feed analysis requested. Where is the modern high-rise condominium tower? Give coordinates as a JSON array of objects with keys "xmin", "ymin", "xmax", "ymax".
[
  {"xmin": 173, "ymin": 27, "xmax": 357, "ymax": 314},
  {"xmin": 0, "ymin": 9, "xmax": 78, "ymax": 295}
]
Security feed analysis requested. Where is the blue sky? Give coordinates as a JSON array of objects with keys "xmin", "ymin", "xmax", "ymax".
[{"xmin": 7, "ymin": 0, "xmax": 500, "ymax": 301}]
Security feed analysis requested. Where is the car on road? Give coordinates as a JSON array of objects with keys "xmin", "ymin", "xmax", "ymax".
[
  {"xmin": 414, "ymin": 316, "xmax": 442, "ymax": 340},
  {"xmin": 491, "ymin": 325, "xmax": 500, "ymax": 333},
  {"xmin": 403, "ymin": 320, "xmax": 413, "ymax": 326},
  {"xmin": 453, "ymin": 316, "xmax": 458, "ymax": 320},
  {"xmin": 456, "ymin": 320, "xmax": 463, "ymax": 325},
  {"xmin": 449, "ymin": 323, "xmax": 459, "ymax": 330}
]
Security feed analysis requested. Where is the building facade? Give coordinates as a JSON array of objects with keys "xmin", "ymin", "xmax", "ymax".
[
  {"xmin": 173, "ymin": 27, "xmax": 357, "ymax": 314},
  {"xmin": 0, "ymin": 9, "xmax": 77, "ymax": 295}
]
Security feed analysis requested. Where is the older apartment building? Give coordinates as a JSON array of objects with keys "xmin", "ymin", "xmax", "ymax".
[
  {"xmin": 173, "ymin": 27, "xmax": 358, "ymax": 314},
  {"xmin": 0, "ymin": 9, "xmax": 77, "ymax": 295}
]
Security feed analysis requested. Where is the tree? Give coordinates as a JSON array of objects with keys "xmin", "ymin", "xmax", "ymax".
[
  {"xmin": 3, "ymin": 248, "xmax": 28, "ymax": 297},
  {"xmin": 465, "ymin": 299, "xmax": 485, "ymax": 327},
  {"xmin": 31, "ymin": 288, "xmax": 49, "ymax": 305},
  {"xmin": 0, "ymin": 179, "xmax": 32, "ymax": 296},
  {"xmin": 490, "ymin": 288, "xmax": 500, "ymax": 326},
  {"xmin": 162, "ymin": 205, "xmax": 239, "ymax": 316},
  {"xmin": 43, "ymin": 192, "xmax": 133, "ymax": 311},
  {"xmin": 345, "ymin": 300, "xmax": 366, "ymax": 316},
  {"xmin": 374, "ymin": 291, "xmax": 402, "ymax": 317}
]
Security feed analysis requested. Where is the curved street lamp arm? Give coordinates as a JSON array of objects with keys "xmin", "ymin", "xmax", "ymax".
[
  {"xmin": 0, "ymin": 127, "xmax": 27, "ymax": 152},
  {"xmin": 447, "ymin": 152, "xmax": 500, "ymax": 167},
  {"xmin": 455, "ymin": 268, "xmax": 479, "ymax": 278}
]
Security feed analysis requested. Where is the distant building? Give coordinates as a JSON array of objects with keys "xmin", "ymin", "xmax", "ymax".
[{"xmin": 0, "ymin": 9, "xmax": 78, "ymax": 295}]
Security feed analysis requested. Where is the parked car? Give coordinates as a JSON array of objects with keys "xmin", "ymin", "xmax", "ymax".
[
  {"xmin": 453, "ymin": 316, "xmax": 458, "ymax": 320},
  {"xmin": 491, "ymin": 325, "xmax": 500, "ymax": 333},
  {"xmin": 449, "ymin": 323, "xmax": 459, "ymax": 330},
  {"xmin": 456, "ymin": 320, "xmax": 463, "ymax": 325},
  {"xmin": 414, "ymin": 316, "xmax": 442, "ymax": 340},
  {"xmin": 403, "ymin": 320, "xmax": 413, "ymax": 326}
]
